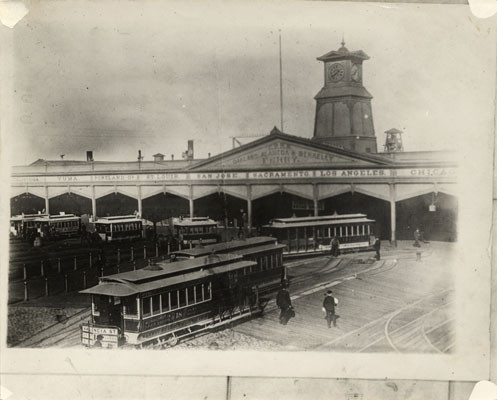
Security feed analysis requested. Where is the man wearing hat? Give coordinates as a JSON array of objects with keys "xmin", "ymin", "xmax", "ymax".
[{"xmin": 322, "ymin": 290, "xmax": 339, "ymax": 328}]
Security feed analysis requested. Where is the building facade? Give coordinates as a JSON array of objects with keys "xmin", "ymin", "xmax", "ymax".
[{"xmin": 9, "ymin": 43, "xmax": 458, "ymax": 243}]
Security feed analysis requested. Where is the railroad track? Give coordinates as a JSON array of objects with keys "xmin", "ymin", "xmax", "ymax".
[{"xmin": 14, "ymin": 308, "xmax": 91, "ymax": 348}]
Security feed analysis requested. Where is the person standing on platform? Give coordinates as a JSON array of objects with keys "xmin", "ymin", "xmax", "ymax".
[
  {"xmin": 237, "ymin": 209, "xmax": 245, "ymax": 239},
  {"xmin": 276, "ymin": 282, "xmax": 293, "ymax": 325},
  {"xmin": 414, "ymin": 228, "xmax": 422, "ymax": 247},
  {"xmin": 322, "ymin": 290, "xmax": 339, "ymax": 328},
  {"xmin": 330, "ymin": 236, "xmax": 340, "ymax": 257},
  {"xmin": 373, "ymin": 237, "xmax": 381, "ymax": 260}
]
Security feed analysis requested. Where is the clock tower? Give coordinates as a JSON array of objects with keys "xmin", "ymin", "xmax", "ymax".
[{"xmin": 312, "ymin": 41, "xmax": 378, "ymax": 153}]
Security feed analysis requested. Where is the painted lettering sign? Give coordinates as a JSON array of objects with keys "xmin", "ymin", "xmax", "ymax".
[
  {"xmin": 10, "ymin": 167, "xmax": 457, "ymax": 186},
  {"xmin": 221, "ymin": 140, "xmax": 349, "ymax": 166}
]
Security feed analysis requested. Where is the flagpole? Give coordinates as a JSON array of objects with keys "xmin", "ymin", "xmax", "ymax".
[{"xmin": 279, "ymin": 29, "xmax": 284, "ymax": 132}]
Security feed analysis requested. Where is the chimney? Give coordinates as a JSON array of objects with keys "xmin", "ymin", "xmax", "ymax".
[
  {"xmin": 86, "ymin": 151, "xmax": 94, "ymax": 161},
  {"xmin": 153, "ymin": 153, "xmax": 165, "ymax": 162},
  {"xmin": 187, "ymin": 140, "xmax": 194, "ymax": 160}
]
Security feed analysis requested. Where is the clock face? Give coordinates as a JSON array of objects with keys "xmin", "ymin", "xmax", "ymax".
[
  {"xmin": 328, "ymin": 63, "xmax": 345, "ymax": 82},
  {"xmin": 351, "ymin": 63, "xmax": 362, "ymax": 82}
]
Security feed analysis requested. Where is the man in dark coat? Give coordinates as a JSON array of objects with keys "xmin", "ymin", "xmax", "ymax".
[
  {"xmin": 373, "ymin": 237, "xmax": 381, "ymax": 260},
  {"xmin": 276, "ymin": 282, "xmax": 292, "ymax": 325},
  {"xmin": 323, "ymin": 290, "xmax": 338, "ymax": 328}
]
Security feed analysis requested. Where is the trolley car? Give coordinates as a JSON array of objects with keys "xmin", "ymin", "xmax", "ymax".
[
  {"xmin": 80, "ymin": 240, "xmax": 285, "ymax": 348},
  {"xmin": 10, "ymin": 212, "xmax": 48, "ymax": 238},
  {"xmin": 262, "ymin": 213, "xmax": 376, "ymax": 256},
  {"xmin": 94, "ymin": 215, "xmax": 143, "ymax": 242},
  {"xmin": 170, "ymin": 217, "xmax": 219, "ymax": 247},
  {"xmin": 34, "ymin": 213, "xmax": 81, "ymax": 239},
  {"xmin": 173, "ymin": 237, "xmax": 286, "ymax": 279}
]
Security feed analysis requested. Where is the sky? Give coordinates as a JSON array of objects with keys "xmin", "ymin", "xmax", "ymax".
[{"xmin": 3, "ymin": 0, "xmax": 496, "ymax": 164}]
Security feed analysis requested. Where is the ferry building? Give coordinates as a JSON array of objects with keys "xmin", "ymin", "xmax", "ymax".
[{"xmin": 10, "ymin": 43, "xmax": 458, "ymax": 243}]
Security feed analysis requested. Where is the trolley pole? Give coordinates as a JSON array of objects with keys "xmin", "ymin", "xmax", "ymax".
[{"xmin": 23, "ymin": 280, "xmax": 29, "ymax": 302}]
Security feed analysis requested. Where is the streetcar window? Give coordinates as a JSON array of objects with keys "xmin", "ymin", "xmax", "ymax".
[
  {"xmin": 170, "ymin": 291, "xmax": 178, "ymax": 309},
  {"xmin": 151, "ymin": 295, "xmax": 160, "ymax": 315},
  {"xmin": 123, "ymin": 296, "xmax": 137, "ymax": 316},
  {"xmin": 187, "ymin": 287, "xmax": 195, "ymax": 305},
  {"xmin": 205, "ymin": 282, "xmax": 212, "ymax": 300},
  {"xmin": 161, "ymin": 293, "xmax": 170, "ymax": 311},
  {"xmin": 143, "ymin": 297, "xmax": 151, "ymax": 317},
  {"xmin": 195, "ymin": 284, "xmax": 203, "ymax": 302},
  {"xmin": 178, "ymin": 289, "xmax": 187, "ymax": 307}
]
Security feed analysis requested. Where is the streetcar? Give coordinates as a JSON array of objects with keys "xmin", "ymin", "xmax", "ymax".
[
  {"xmin": 34, "ymin": 213, "xmax": 81, "ymax": 239},
  {"xmin": 80, "ymin": 240, "xmax": 285, "ymax": 348},
  {"xmin": 262, "ymin": 213, "xmax": 376, "ymax": 256},
  {"xmin": 173, "ymin": 237, "xmax": 286, "ymax": 280},
  {"xmin": 10, "ymin": 212, "xmax": 48, "ymax": 238},
  {"xmin": 93, "ymin": 215, "xmax": 143, "ymax": 242},
  {"xmin": 170, "ymin": 216, "xmax": 219, "ymax": 247}
]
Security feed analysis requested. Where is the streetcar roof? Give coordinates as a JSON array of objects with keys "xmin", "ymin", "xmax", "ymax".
[
  {"xmin": 99, "ymin": 253, "xmax": 243, "ymax": 284},
  {"xmin": 172, "ymin": 217, "xmax": 217, "ymax": 226},
  {"xmin": 263, "ymin": 217, "xmax": 375, "ymax": 229},
  {"xmin": 95, "ymin": 217, "xmax": 142, "ymax": 224},
  {"xmin": 11, "ymin": 213, "xmax": 48, "ymax": 221},
  {"xmin": 34, "ymin": 214, "xmax": 80, "ymax": 222},
  {"xmin": 81, "ymin": 259, "xmax": 256, "ymax": 296},
  {"xmin": 271, "ymin": 213, "xmax": 367, "ymax": 223},
  {"xmin": 172, "ymin": 236, "xmax": 278, "ymax": 257}
]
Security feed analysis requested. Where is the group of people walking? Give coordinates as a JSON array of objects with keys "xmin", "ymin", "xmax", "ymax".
[{"xmin": 276, "ymin": 283, "xmax": 339, "ymax": 329}]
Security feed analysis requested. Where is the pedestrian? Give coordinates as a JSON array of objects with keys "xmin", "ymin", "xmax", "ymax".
[
  {"xmin": 413, "ymin": 228, "xmax": 421, "ymax": 247},
  {"xmin": 373, "ymin": 237, "xmax": 381, "ymax": 260},
  {"xmin": 330, "ymin": 236, "xmax": 340, "ymax": 257},
  {"xmin": 237, "ymin": 209, "xmax": 245, "ymax": 239},
  {"xmin": 322, "ymin": 290, "xmax": 339, "ymax": 328},
  {"xmin": 276, "ymin": 282, "xmax": 293, "ymax": 325}
]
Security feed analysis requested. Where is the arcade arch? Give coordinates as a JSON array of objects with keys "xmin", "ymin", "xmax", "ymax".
[
  {"xmin": 10, "ymin": 193, "xmax": 45, "ymax": 216},
  {"xmin": 49, "ymin": 193, "xmax": 92, "ymax": 216}
]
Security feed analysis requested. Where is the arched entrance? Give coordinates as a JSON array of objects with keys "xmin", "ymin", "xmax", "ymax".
[
  {"xmin": 322, "ymin": 192, "xmax": 390, "ymax": 240},
  {"xmin": 396, "ymin": 192, "xmax": 457, "ymax": 242},
  {"xmin": 49, "ymin": 193, "xmax": 92, "ymax": 216},
  {"xmin": 96, "ymin": 193, "xmax": 138, "ymax": 217},
  {"xmin": 10, "ymin": 193, "xmax": 45, "ymax": 216},
  {"xmin": 142, "ymin": 193, "xmax": 189, "ymax": 222},
  {"xmin": 252, "ymin": 192, "xmax": 315, "ymax": 230},
  {"xmin": 194, "ymin": 192, "xmax": 246, "ymax": 226}
]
